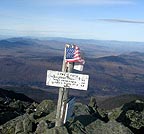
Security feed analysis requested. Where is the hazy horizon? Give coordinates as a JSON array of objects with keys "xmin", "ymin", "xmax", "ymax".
[{"xmin": 1, "ymin": 35, "xmax": 144, "ymax": 43}]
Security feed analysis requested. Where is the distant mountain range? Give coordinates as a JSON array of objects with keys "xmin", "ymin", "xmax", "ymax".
[
  {"xmin": 0, "ymin": 37, "xmax": 144, "ymax": 98},
  {"xmin": 39, "ymin": 37, "xmax": 144, "ymax": 55},
  {"xmin": 1, "ymin": 36, "xmax": 144, "ymax": 57}
]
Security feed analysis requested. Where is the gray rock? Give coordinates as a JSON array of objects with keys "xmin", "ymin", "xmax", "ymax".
[
  {"xmin": 35, "ymin": 111, "xmax": 56, "ymax": 124},
  {"xmin": 35, "ymin": 120, "xmax": 48, "ymax": 134},
  {"xmin": 74, "ymin": 103, "xmax": 89, "ymax": 116},
  {"xmin": 45, "ymin": 126, "xmax": 69, "ymax": 134},
  {"xmin": 108, "ymin": 107, "xmax": 122, "ymax": 120},
  {"xmin": 1, "ymin": 99, "xmax": 143, "ymax": 134},
  {"xmin": 126, "ymin": 110, "xmax": 144, "ymax": 129},
  {"xmin": 68, "ymin": 120, "xmax": 86, "ymax": 134},
  {"xmin": 15, "ymin": 121, "xmax": 24, "ymax": 134},
  {"xmin": 34, "ymin": 100, "xmax": 55, "ymax": 119},
  {"xmin": 0, "ymin": 118, "xmax": 18, "ymax": 134},
  {"xmin": 23, "ymin": 114, "xmax": 33, "ymax": 133},
  {"xmin": 26, "ymin": 102, "xmax": 38, "ymax": 114},
  {"xmin": 116, "ymin": 99, "xmax": 144, "ymax": 132},
  {"xmin": 9, "ymin": 100, "xmax": 24, "ymax": 112},
  {"xmin": 0, "ymin": 113, "xmax": 34, "ymax": 134},
  {"xmin": 85, "ymin": 120, "xmax": 133, "ymax": 134}
]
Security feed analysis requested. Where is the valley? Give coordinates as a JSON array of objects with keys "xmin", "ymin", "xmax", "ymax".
[{"xmin": 0, "ymin": 37, "xmax": 144, "ymax": 101}]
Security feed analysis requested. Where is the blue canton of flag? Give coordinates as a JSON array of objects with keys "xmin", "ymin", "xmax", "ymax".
[{"xmin": 66, "ymin": 47, "xmax": 75, "ymax": 59}]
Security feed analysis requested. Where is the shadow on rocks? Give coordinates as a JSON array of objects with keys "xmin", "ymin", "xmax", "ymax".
[{"xmin": 116, "ymin": 100, "xmax": 144, "ymax": 134}]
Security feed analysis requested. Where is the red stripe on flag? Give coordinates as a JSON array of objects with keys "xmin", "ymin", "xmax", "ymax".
[{"xmin": 65, "ymin": 45, "xmax": 85, "ymax": 64}]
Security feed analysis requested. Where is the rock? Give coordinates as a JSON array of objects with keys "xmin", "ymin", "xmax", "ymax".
[
  {"xmin": 87, "ymin": 97, "xmax": 98, "ymax": 115},
  {"xmin": 0, "ymin": 97, "xmax": 5, "ymax": 103},
  {"xmin": 34, "ymin": 100, "xmax": 55, "ymax": 119},
  {"xmin": 45, "ymin": 126, "xmax": 69, "ymax": 134},
  {"xmin": 1, "ymin": 99, "xmax": 143, "ymax": 134},
  {"xmin": 126, "ymin": 110, "xmax": 144, "ymax": 129},
  {"xmin": 121, "ymin": 100, "xmax": 144, "ymax": 112},
  {"xmin": 0, "ymin": 96, "xmax": 32, "ymax": 125},
  {"xmin": 0, "ymin": 100, "xmax": 55, "ymax": 134},
  {"xmin": 26, "ymin": 102, "xmax": 38, "ymax": 114},
  {"xmin": 0, "ymin": 113, "xmax": 34, "ymax": 134},
  {"xmin": 15, "ymin": 121, "xmax": 24, "ymax": 134},
  {"xmin": 9, "ymin": 100, "xmax": 24, "ymax": 112},
  {"xmin": 88, "ymin": 97, "xmax": 98, "ymax": 109},
  {"xmin": 68, "ymin": 120, "xmax": 86, "ymax": 134},
  {"xmin": 74, "ymin": 103, "xmax": 89, "ymax": 116},
  {"xmin": 0, "ymin": 109, "xmax": 20, "ymax": 125},
  {"xmin": 116, "ymin": 100, "xmax": 144, "ymax": 133},
  {"xmin": 23, "ymin": 114, "xmax": 33, "ymax": 133},
  {"xmin": 108, "ymin": 107, "xmax": 122, "ymax": 120},
  {"xmin": 35, "ymin": 120, "xmax": 48, "ymax": 134},
  {"xmin": 35, "ymin": 111, "xmax": 56, "ymax": 124},
  {"xmin": 85, "ymin": 120, "xmax": 133, "ymax": 134},
  {"xmin": 0, "ymin": 118, "xmax": 18, "ymax": 134}
]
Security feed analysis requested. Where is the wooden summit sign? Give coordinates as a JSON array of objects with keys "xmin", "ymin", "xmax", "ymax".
[
  {"xmin": 46, "ymin": 44, "xmax": 89, "ymax": 127},
  {"xmin": 46, "ymin": 70, "xmax": 89, "ymax": 90}
]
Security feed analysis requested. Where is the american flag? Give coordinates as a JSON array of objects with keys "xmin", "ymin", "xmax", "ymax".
[{"xmin": 65, "ymin": 45, "xmax": 85, "ymax": 64}]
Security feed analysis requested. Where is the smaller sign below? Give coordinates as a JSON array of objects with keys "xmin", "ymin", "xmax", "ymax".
[
  {"xmin": 46, "ymin": 70, "xmax": 89, "ymax": 90},
  {"xmin": 63, "ymin": 97, "xmax": 75, "ymax": 124},
  {"xmin": 74, "ymin": 62, "xmax": 84, "ymax": 71}
]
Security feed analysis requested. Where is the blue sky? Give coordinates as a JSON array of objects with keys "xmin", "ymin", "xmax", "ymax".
[{"xmin": 0, "ymin": 0, "xmax": 144, "ymax": 41}]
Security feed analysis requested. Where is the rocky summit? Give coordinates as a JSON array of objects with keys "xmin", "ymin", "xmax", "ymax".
[{"xmin": 0, "ymin": 93, "xmax": 144, "ymax": 134}]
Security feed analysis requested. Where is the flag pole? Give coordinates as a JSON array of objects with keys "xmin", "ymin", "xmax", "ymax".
[{"xmin": 55, "ymin": 44, "xmax": 74, "ymax": 127}]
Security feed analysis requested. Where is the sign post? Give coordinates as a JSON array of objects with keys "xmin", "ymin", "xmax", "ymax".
[
  {"xmin": 55, "ymin": 44, "xmax": 74, "ymax": 126},
  {"xmin": 46, "ymin": 44, "xmax": 89, "ymax": 127}
]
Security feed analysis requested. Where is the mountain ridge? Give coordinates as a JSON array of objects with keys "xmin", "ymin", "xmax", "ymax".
[{"xmin": 0, "ymin": 37, "xmax": 144, "ymax": 97}]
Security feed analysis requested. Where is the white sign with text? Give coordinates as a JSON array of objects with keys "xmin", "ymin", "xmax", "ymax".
[{"xmin": 46, "ymin": 70, "xmax": 89, "ymax": 90}]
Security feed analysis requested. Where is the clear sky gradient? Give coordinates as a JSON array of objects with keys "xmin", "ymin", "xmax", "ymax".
[{"xmin": 0, "ymin": 0, "xmax": 144, "ymax": 41}]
